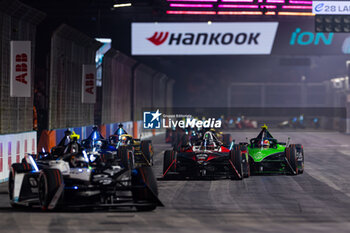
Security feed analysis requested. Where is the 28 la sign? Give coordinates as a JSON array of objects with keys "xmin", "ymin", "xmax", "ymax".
[
  {"xmin": 10, "ymin": 41, "xmax": 31, "ymax": 97},
  {"xmin": 132, "ymin": 22, "xmax": 278, "ymax": 55}
]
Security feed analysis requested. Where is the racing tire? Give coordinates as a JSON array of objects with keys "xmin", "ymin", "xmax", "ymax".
[
  {"xmin": 174, "ymin": 134, "xmax": 189, "ymax": 152},
  {"xmin": 163, "ymin": 150, "xmax": 175, "ymax": 177},
  {"xmin": 141, "ymin": 140, "xmax": 153, "ymax": 166},
  {"xmin": 222, "ymin": 134, "xmax": 231, "ymax": 146},
  {"xmin": 38, "ymin": 169, "xmax": 64, "ymax": 210},
  {"xmin": 285, "ymin": 145, "xmax": 298, "ymax": 175},
  {"xmin": 9, "ymin": 162, "xmax": 33, "ymax": 208},
  {"xmin": 119, "ymin": 146, "xmax": 133, "ymax": 170},
  {"xmin": 230, "ymin": 146, "xmax": 243, "ymax": 180},
  {"xmin": 239, "ymin": 145, "xmax": 250, "ymax": 178},
  {"xmin": 132, "ymin": 167, "xmax": 158, "ymax": 211},
  {"xmin": 295, "ymin": 144, "xmax": 304, "ymax": 174}
]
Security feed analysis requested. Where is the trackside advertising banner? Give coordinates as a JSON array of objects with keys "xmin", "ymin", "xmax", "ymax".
[
  {"xmin": 10, "ymin": 41, "xmax": 31, "ymax": 97},
  {"xmin": 82, "ymin": 64, "xmax": 96, "ymax": 104},
  {"xmin": 132, "ymin": 22, "xmax": 279, "ymax": 55}
]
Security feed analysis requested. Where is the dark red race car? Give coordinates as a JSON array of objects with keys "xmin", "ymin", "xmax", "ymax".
[{"xmin": 162, "ymin": 130, "xmax": 249, "ymax": 180}]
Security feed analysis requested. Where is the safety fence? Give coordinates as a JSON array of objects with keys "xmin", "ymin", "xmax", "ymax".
[
  {"xmin": 49, "ymin": 24, "xmax": 101, "ymax": 130},
  {"xmin": 0, "ymin": 0, "xmax": 45, "ymax": 134},
  {"xmin": 101, "ymin": 49, "xmax": 174, "ymax": 122},
  {"xmin": 101, "ymin": 49, "xmax": 136, "ymax": 124}
]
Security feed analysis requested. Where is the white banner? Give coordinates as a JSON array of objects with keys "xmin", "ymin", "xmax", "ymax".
[
  {"xmin": 132, "ymin": 22, "xmax": 278, "ymax": 55},
  {"xmin": 10, "ymin": 41, "xmax": 31, "ymax": 97},
  {"xmin": 82, "ymin": 64, "xmax": 96, "ymax": 103},
  {"xmin": 0, "ymin": 131, "xmax": 37, "ymax": 183},
  {"xmin": 313, "ymin": 1, "xmax": 350, "ymax": 15}
]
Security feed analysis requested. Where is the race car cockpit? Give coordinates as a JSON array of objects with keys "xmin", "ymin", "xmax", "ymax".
[
  {"xmin": 109, "ymin": 124, "xmax": 133, "ymax": 147},
  {"xmin": 250, "ymin": 124, "xmax": 278, "ymax": 149},
  {"xmin": 193, "ymin": 130, "xmax": 223, "ymax": 151}
]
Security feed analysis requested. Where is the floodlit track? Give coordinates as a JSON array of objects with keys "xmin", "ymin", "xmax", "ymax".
[{"xmin": 1, "ymin": 130, "xmax": 350, "ymax": 233}]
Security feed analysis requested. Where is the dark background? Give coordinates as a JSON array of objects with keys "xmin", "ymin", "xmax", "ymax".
[{"xmin": 21, "ymin": 0, "xmax": 350, "ymax": 107}]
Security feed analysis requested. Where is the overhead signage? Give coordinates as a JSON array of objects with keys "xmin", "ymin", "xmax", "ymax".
[
  {"xmin": 132, "ymin": 22, "xmax": 279, "ymax": 55},
  {"xmin": 10, "ymin": 41, "xmax": 31, "ymax": 97},
  {"xmin": 313, "ymin": 1, "xmax": 350, "ymax": 15},
  {"xmin": 272, "ymin": 21, "xmax": 350, "ymax": 55}
]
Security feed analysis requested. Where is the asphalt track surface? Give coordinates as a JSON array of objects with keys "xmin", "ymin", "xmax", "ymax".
[{"xmin": 1, "ymin": 130, "xmax": 350, "ymax": 232}]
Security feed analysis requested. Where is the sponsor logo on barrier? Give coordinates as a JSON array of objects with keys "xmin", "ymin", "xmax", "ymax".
[
  {"xmin": 132, "ymin": 22, "xmax": 278, "ymax": 55},
  {"xmin": 8, "ymin": 142, "xmax": 11, "ymax": 168},
  {"xmin": 82, "ymin": 64, "xmax": 96, "ymax": 104},
  {"xmin": 290, "ymin": 28, "xmax": 333, "ymax": 46},
  {"xmin": 16, "ymin": 141, "xmax": 20, "ymax": 163},
  {"xmin": 10, "ymin": 41, "xmax": 31, "ymax": 97},
  {"xmin": 24, "ymin": 140, "xmax": 27, "ymax": 155},
  {"xmin": 32, "ymin": 138, "xmax": 35, "ymax": 154},
  {"xmin": 143, "ymin": 109, "xmax": 222, "ymax": 129},
  {"xmin": 0, "ymin": 143, "xmax": 2, "ymax": 173}
]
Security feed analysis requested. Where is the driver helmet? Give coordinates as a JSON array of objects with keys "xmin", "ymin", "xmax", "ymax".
[
  {"xmin": 262, "ymin": 139, "xmax": 270, "ymax": 148},
  {"xmin": 95, "ymin": 140, "xmax": 103, "ymax": 149},
  {"xmin": 203, "ymin": 132, "xmax": 215, "ymax": 149}
]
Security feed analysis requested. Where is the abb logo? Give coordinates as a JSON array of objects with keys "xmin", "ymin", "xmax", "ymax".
[
  {"xmin": 147, "ymin": 32, "xmax": 169, "ymax": 46},
  {"xmin": 85, "ymin": 73, "xmax": 94, "ymax": 94},
  {"xmin": 15, "ymin": 53, "xmax": 28, "ymax": 84}
]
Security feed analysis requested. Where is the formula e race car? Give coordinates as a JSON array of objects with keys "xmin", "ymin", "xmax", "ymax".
[
  {"xmin": 243, "ymin": 125, "xmax": 304, "ymax": 175},
  {"xmin": 162, "ymin": 130, "xmax": 249, "ymax": 180},
  {"xmin": 109, "ymin": 124, "xmax": 154, "ymax": 167},
  {"xmin": 8, "ymin": 132, "xmax": 162, "ymax": 211}
]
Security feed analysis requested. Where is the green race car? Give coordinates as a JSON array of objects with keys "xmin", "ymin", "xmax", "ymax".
[{"xmin": 240, "ymin": 125, "xmax": 304, "ymax": 175}]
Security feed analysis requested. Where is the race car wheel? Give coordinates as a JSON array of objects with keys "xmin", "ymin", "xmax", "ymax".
[
  {"xmin": 175, "ymin": 134, "xmax": 189, "ymax": 152},
  {"xmin": 295, "ymin": 144, "xmax": 304, "ymax": 174},
  {"xmin": 230, "ymin": 146, "xmax": 243, "ymax": 180},
  {"xmin": 38, "ymin": 169, "xmax": 64, "ymax": 210},
  {"xmin": 239, "ymin": 145, "xmax": 250, "ymax": 178},
  {"xmin": 163, "ymin": 150, "xmax": 175, "ymax": 177},
  {"xmin": 132, "ymin": 167, "xmax": 158, "ymax": 211},
  {"xmin": 119, "ymin": 146, "xmax": 133, "ymax": 170},
  {"xmin": 285, "ymin": 145, "xmax": 298, "ymax": 175},
  {"xmin": 222, "ymin": 134, "xmax": 231, "ymax": 146},
  {"xmin": 141, "ymin": 140, "xmax": 153, "ymax": 166}
]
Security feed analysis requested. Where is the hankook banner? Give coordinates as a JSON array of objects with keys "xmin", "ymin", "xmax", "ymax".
[
  {"xmin": 132, "ymin": 22, "xmax": 279, "ymax": 55},
  {"xmin": 10, "ymin": 41, "xmax": 31, "ymax": 97}
]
